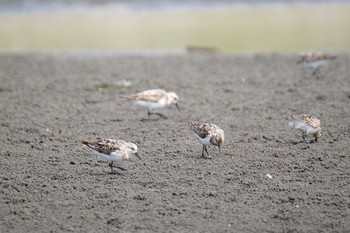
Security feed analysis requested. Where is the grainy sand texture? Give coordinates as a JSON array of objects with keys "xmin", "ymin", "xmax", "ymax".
[{"xmin": 0, "ymin": 52, "xmax": 349, "ymax": 232}]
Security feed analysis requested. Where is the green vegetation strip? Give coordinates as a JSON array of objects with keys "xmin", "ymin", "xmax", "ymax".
[{"xmin": 0, "ymin": 4, "xmax": 349, "ymax": 52}]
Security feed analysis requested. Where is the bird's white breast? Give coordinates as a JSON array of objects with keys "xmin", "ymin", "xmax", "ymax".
[
  {"xmin": 304, "ymin": 60, "xmax": 328, "ymax": 69},
  {"xmin": 193, "ymin": 133, "xmax": 211, "ymax": 145},
  {"xmin": 132, "ymin": 99, "xmax": 166, "ymax": 110},
  {"xmin": 91, "ymin": 149, "xmax": 123, "ymax": 161},
  {"xmin": 289, "ymin": 120, "xmax": 318, "ymax": 134}
]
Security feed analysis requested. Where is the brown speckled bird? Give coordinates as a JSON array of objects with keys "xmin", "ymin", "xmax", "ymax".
[
  {"xmin": 82, "ymin": 138, "xmax": 140, "ymax": 173},
  {"xmin": 188, "ymin": 121, "xmax": 224, "ymax": 159},
  {"xmin": 289, "ymin": 114, "xmax": 322, "ymax": 143}
]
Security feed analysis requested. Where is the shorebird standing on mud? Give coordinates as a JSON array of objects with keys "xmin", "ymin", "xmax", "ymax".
[
  {"xmin": 188, "ymin": 120, "xmax": 224, "ymax": 159},
  {"xmin": 121, "ymin": 89, "xmax": 180, "ymax": 119},
  {"xmin": 289, "ymin": 114, "xmax": 322, "ymax": 143},
  {"xmin": 297, "ymin": 52, "xmax": 336, "ymax": 75},
  {"xmin": 82, "ymin": 138, "xmax": 140, "ymax": 173}
]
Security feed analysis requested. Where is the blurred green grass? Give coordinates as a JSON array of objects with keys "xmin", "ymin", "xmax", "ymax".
[{"xmin": 0, "ymin": 4, "xmax": 349, "ymax": 52}]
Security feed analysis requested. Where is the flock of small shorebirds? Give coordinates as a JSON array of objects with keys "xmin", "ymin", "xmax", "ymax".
[{"xmin": 82, "ymin": 52, "xmax": 336, "ymax": 174}]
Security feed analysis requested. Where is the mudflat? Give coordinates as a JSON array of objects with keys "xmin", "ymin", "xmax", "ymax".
[{"xmin": 0, "ymin": 52, "xmax": 349, "ymax": 232}]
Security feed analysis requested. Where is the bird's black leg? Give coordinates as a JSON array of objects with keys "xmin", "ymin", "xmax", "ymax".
[
  {"xmin": 314, "ymin": 136, "xmax": 318, "ymax": 142},
  {"xmin": 204, "ymin": 146, "xmax": 210, "ymax": 156},
  {"xmin": 109, "ymin": 162, "xmax": 126, "ymax": 173},
  {"xmin": 202, "ymin": 144, "xmax": 211, "ymax": 159},
  {"xmin": 109, "ymin": 162, "xmax": 114, "ymax": 173}
]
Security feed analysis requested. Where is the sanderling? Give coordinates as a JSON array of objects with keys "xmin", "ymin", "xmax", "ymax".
[
  {"xmin": 82, "ymin": 138, "xmax": 140, "ymax": 173},
  {"xmin": 297, "ymin": 52, "xmax": 336, "ymax": 75},
  {"xmin": 188, "ymin": 120, "xmax": 224, "ymax": 159},
  {"xmin": 288, "ymin": 114, "xmax": 322, "ymax": 143},
  {"xmin": 121, "ymin": 89, "xmax": 180, "ymax": 119}
]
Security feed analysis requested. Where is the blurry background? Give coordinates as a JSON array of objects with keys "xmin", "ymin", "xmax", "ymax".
[{"xmin": 0, "ymin": 0, "xmax": 349, "ymax": 53}]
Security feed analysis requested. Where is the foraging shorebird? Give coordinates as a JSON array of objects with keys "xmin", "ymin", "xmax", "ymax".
[
  {"xmin": 82, "ymin": 138, "xmax": 140, "ymax": 173},
  {"xmin": 188, "ymin": 120, "xmax": 224, "ymax": 159},
  {"xmin": 289, "ymin": 114, "xmax": 322, "ymax": 143},
  {"xmin": 121, "ymin": 89, "xmax": 180, "ymax": 119},
  {"xmin": 297, "ymin": 52, "xmax": 336, "ymax": 75}
]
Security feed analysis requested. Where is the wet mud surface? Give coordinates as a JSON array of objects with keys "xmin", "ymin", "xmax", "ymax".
[{"xmin": 0, "ymin": 52, "xmax": 349, "ymax": 232}]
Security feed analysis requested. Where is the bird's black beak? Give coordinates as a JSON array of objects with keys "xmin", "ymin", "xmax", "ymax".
[
  {"xmin": 175, "ymin": 103, "xmax": 181, "ymax": 112},
  {"xmin": 135, "ymin": 153, "xmax": 141, "ymax": 160}
]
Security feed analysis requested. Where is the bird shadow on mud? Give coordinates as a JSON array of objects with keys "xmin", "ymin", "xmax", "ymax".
[
  {"xmin": 88, "ymin": 171, "xmax": 125, "ymax": 176},
  {"xmin": 140, "ymin": 118, "xmax": 161, "ymax": 122},
  {"xmin": 140, "ymin": 116, "xmax": 168, "ymax": 122},
  {"xmin": 196, "ymin": 156, "xmax": 214, "ymax": 160},
  {"xmin": 289, "ymin": 140, "xmax": 316, "ymax": 145}
]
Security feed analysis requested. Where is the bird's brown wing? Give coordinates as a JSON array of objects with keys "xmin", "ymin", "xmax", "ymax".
[
  {"xmin": 82, "ymin": 139, "xmax": 125, "ymax": 155},
  {"xmin": 291, "ymin": 115, "xmax": 320, "ymax": 128},
  {"xmin": 121, "ymin": 89, "xmax": 165, "ymax": 102},
  {"xmin": 188, "ymin": 121, "xmax": 211, "ymax": 138}
]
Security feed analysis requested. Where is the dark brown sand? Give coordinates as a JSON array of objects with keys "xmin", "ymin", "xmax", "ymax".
[{"xmin": 0, "ymin": 52, "xmax": 349, "ymax": 232}]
